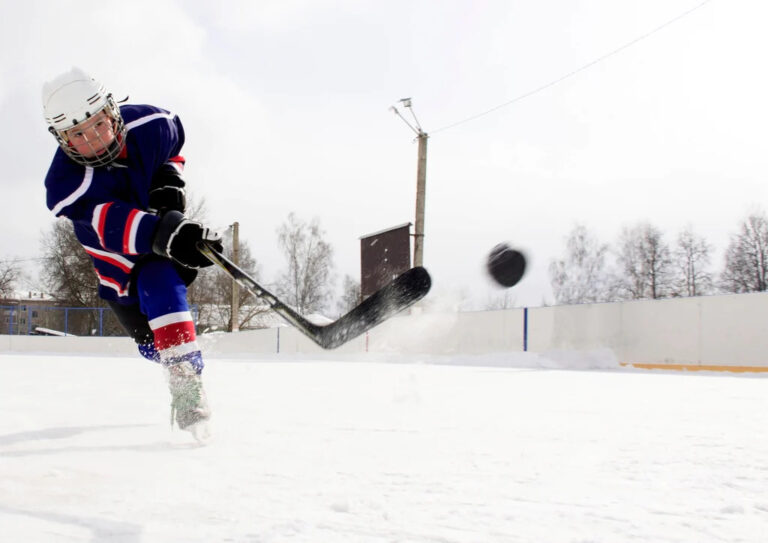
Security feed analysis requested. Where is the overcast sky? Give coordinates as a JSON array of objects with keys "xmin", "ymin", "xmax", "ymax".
[{"xmin": 3, "ymin": 0, "xmax": 767, "ymax": 308}]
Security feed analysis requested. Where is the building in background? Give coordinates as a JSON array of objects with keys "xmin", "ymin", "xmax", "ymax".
[
  {"xmin": 360, "ymin": 223, "xmax": 412, "ymax": 300},
  {"xmin": 0, "ymin": 291, "xmax": 55, "ymax": 335}
]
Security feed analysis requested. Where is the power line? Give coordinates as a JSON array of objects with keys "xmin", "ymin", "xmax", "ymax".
[
  {"xmin": 2, "ymin": 257, "xmax": 46, "ymax": 264},
  {"xmin": 431, "ymin": 0, "xmax": 715, "ymax": 135}
]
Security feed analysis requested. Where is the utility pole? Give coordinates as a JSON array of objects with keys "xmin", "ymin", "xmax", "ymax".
[
  {"xmin": 391, "ymin": 98, "xmax": 428, "ymax": 267},
  {"xmin": 413, "ymin": 130, "xmax": 428, "ymax": 267},
  {"xmin": 230, "ymin": 221, "xmax": 240, "ymax": 332}
]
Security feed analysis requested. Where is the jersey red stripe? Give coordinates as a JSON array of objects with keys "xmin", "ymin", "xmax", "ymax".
[{"xmin": 97, "ymin": 202, "xmax": 112, "ymax": 248}]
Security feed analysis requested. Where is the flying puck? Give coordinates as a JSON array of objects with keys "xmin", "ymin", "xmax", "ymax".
[{"xmin": 487, "ymin": 243, "xmax": 526, "ymax": 287}]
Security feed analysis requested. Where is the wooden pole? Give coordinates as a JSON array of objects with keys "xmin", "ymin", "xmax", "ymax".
[
  {"xmin": 413, "ymin": 131, "xmax": 428, "ymax": 267},
  {"xmin": 230, "ymin": 221, "xmax": 240, "ymax": 332}
]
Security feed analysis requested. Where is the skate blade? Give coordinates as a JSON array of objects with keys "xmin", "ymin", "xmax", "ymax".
[{"xmin": 188, "ymin": 420, "xmax": 212, "ymax": 444}]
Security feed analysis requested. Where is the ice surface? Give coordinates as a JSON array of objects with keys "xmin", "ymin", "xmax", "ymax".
[{"xmin": 1, "ymin": 352, "xmax": 767, "ymax": 542}]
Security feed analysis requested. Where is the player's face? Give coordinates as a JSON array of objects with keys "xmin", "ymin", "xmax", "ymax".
[{"xmin": 64, "ymin": 110, "xmax": 116, "ymax": 158}]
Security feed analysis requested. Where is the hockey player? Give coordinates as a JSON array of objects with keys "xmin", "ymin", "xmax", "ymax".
[{"xmin": 42, "ymin": 67, "xmax": 221, "ymax": 437}]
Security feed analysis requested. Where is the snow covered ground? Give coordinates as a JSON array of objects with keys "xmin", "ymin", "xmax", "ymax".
[{"xmin": 1, "ymin": 352, "xmax": 767, "ymax": 542}]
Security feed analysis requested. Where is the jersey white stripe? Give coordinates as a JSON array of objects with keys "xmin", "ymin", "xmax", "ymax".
[
  {"xmin": 98, "ymin": 277, "xmax": 129, "ymax": 296},
  {"xmin": 149, "ymin": 311, "xmax": 193, "ymax": 330},
  {"xmin": 126, "ymin": 210, "xmax": 147, "ymax": 254},
  {"xmin": 82, "ymin": 245, "xmax": 135, "ymax": 270},
  {"xmin": 51, "ymin": 167, "xmax": 94, "ymax": 216},
  {"xmin": 125, "ymin": 112, "xmax": 175, "ymax": 132},
  {"xmin": 91, "ymin": 203, "xmax": 108, "ymax": 247}
]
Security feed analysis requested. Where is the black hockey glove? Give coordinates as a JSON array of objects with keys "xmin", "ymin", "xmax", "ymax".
[
  {"xmin": 152, "ymin": 210, "xmax": 222, "ymax": 269},
  {"xmin": 148, "ymin": 185, "xmax": 186, "ymax": 216},
  {"xmin": 148, "ymin": 164, "xmax": 186, "ymax": 216}
]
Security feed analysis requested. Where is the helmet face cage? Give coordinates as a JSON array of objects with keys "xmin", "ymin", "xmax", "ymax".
[{"xmin": 49, "ymin": 94, "xmax": 126, "ymax": 167}]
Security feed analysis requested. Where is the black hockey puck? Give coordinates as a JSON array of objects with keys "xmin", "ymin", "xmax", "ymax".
[{"xmin": 487, "ymin": 243, "xmax": 526, "ymax": 288}]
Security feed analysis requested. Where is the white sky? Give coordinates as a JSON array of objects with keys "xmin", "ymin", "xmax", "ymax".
[{"xmin": 2, "ymin": 0, "xmax": 767, "ymax": 308}]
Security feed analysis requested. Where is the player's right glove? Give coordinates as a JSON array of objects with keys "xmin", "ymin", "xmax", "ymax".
[{"xmin": 152, "ymin": 210, "xmax": 222, "ymax": 269}]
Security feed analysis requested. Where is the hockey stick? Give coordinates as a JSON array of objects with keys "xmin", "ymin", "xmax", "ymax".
[{"xmin": 197, "ymin": 240, "xmax": 432, "ymax": 349}]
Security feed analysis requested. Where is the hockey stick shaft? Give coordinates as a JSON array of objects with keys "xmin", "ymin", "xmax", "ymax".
[
  {"xmin": 196, "ymin": 240, "xmax": 322, "ymax": 338},
  {"xmin": 196, "ymin": 240, "xmax": 431, "ymax": 349}
]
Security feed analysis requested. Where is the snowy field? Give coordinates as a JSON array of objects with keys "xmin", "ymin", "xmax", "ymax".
[{"xmin": 1, "ymin": 352, "xmax": 767, "ymax": 542}]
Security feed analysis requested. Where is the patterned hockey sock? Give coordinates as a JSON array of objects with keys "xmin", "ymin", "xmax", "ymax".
[{"xmin": 148, "ymin": 310, "xmax": 205, "ymax": 373}]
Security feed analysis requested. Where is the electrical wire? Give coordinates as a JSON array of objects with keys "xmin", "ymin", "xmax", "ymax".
[
  {"xmin": 3, "ymin": 257, "xmax": 46, "ymax": 263},
  {"xmin": 431, "ymin": 0, "xmax": 715, "ymax": 135}
]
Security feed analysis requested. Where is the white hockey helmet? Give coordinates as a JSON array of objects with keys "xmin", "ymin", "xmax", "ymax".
[{"xmin": 42, "ymin": 67, "xmax": 126, "ymax": 167}]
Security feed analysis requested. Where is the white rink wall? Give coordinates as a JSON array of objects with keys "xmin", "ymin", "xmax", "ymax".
[
  {"xmin": 1, "ymin": 291, "xmax": 767, "ymax": 369},
  {"xmin": 527, "ymin": 292, "xmax": 768, "ymax": 369}
]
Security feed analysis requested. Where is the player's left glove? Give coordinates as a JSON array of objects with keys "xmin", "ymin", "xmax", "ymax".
[
  {"xmin": 152, "ymin": 210, "xmax": 222, "ymax": 269},
  {"xmin": 148, "ymin": 185, "xmax": 185, "ymax": 216},
  {"xmin": 148, "ymin": 164, "xmax": 186, "ymax": 216}
]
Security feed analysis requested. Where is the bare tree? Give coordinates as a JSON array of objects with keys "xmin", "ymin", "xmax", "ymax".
[
  {"xmin": 336, "ymin": 274, "xmax": 361, "ymax": 316},
  {"xmin": 276, "ymin": 213, "xmax": 335, "ymax": 315},
  {"xmin": 185, "ymin": 189, "xmax": 208, "ymax": 224},
  {"xmin": 41, "ymin": 219, "xmax": 101, "ymax": 306},
  {"xmin": 721, "ymin": 212, "xmax": 768, "ymax": 293},
  {"xmin": 39, "ymin": 220, "xmax": 113, "ymax": 335},
  {"xmin": 673, "ymin": 225, "xmax": 713, "ymax": 297},
  {"xmin": 187, "ymin": 229, "xmax": 268, "ymax": 330},
  {"xmin": 0, "ymin": 259, "xmax": 21, "ymax": 298},
  {"xmin": 549, "ymin": 224, "xmax": 613, "ymax": 304},
  {"xmin": 615, "ymin": 222, "xmax": 673, "ymax": 300}
]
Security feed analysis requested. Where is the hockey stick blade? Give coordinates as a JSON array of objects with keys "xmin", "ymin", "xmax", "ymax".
[{"xmin": 197, "ymin": 241, "xmax": 431, "ymax": 349}]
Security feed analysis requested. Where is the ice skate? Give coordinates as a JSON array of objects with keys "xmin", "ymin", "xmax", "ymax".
[{"xmin": 167, "ymin": 360, "xmax": 211, "ymax": 439}]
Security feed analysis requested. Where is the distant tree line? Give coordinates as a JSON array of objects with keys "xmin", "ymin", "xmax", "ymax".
[
  {"xmin": 549, "ymin": 210, "xmax": 768, "ymax": 305},
  {"xmin": 5, "ymin": 207, "xmax": 767, "ymax": 318}
]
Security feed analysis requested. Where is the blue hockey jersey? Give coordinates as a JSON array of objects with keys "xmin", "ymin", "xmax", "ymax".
[{"xmin": 45, "ymin": 104, "xmax": 185, "ymax": 304}]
